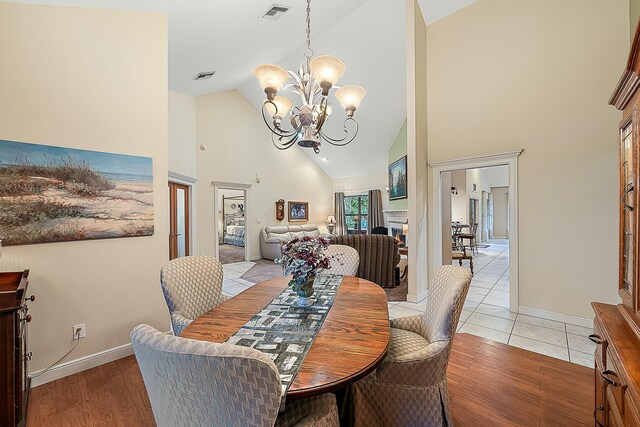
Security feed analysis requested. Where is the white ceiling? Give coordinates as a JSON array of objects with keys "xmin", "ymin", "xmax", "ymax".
[{"xmin": 7, "ymin": 0, "xmax": 477, "ymax": 178}]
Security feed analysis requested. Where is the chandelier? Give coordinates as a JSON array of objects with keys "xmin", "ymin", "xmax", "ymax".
[{"xmin": 253, "ymin": 0, "xmax": 366, "ymax": 154}]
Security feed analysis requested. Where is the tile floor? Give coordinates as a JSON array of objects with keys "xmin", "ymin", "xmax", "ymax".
[{"xmin": 221, "ymin": 242, "xmax": 595, "ymax": 368}]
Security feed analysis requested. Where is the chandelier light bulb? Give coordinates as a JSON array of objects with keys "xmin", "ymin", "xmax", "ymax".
[
  {"xmin": 254, "ymin": 64, "xmax": 289, "ymax": 100},
  {"xmin": 265, "ymin": 96, "xmax": 293, "ymax": 118},
  {"xmin": 309, "ymin": 55, "xmax": 346, "ymax": 95},
  {"xmin": 335, "ymin": 85, "xmax": 366, "ymax": 117}
]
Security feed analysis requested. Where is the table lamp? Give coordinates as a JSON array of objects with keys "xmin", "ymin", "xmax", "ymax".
[{"xmin": 326, "ymin": 215, "xmax": 336, "ymax": 234}]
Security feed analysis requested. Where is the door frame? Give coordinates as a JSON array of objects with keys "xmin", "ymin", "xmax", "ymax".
[
  {"xmin": 429, "ymin": 150, "xmax": 522, "ymax": 312},
  {"xmin": 168, "ymin": 171, "xmax": 197, "ymax": 258},
  {"xmin": 213, "ymin": 181, "xmax": 251, "ymax": 262}
]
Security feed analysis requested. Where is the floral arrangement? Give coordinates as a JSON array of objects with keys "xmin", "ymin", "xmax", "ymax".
[{"xmin": 276, "ymin": 236, "xmax": 332, "ymax": 290}]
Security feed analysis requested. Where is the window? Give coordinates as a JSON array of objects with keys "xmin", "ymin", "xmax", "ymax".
[{"xmin": 344, "ymin": 195, "xmax": 368, "ymax": 234}]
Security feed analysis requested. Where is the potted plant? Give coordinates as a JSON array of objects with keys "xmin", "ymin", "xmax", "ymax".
[{"xmin": 276, "ymin": 236, "xmax": 332, "ymax": 306}]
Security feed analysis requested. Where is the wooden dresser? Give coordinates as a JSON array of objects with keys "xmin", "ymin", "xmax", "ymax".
[
  {"xmin": 0, "ymin": 270, "xmax": 32, "ymax": 426},
  {"xmin": 594, "ymin": 20, "xmax": 640, "ymax": 427}
]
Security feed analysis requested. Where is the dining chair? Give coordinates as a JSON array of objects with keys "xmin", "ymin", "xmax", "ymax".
[
  {"xmin": 131, "ymin": 324, "xmax": 339, "ymax": 427},
  {"xmin": 160, "ymin": 256, "xmax": 228, "ymax": 336},
  {"xmin": 323, "ymin": 244, "xmax": 360, "ymax": 276},
  {"xmin": 347, "ymin": 265, "xmax": 472, "ymax": 426},
  {"xmin": 451, "ymin": 246, "xmax": 474, "ymax": 275},
  {"xmin": 458, "ymin": 223, "xmax": 479, "ymax": 254}
]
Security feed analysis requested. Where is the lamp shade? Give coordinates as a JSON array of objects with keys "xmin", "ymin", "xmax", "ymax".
[
  {"xmin": 309, "ymin": 55, "xmax": 346, "ymax": 86},
  {"xmin": 335, "ymin": 85, "xmax": 366, "ymax": 110},
  {"xmin": 326, "ymin": 215, "xmax": 336, "ymax": 224},
  {"xmin": 253, "ymin": 64, "xmax": 288, "ymax": 92},
  {"xmin": 402, "ymin": 222, "xmax": 409, "ymax": 235},
  {"xmin": 264, "ymin": 96, "xmax": 293, "ymax": 118}
]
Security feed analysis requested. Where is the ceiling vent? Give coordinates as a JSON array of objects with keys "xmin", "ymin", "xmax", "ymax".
[
  {"xmin": 194, "ymin": 71, "xmax": 216, "ymax": 81},
  {"xmin": 260, "ymin": 4, "xmax": 290, "ymax": 21}
]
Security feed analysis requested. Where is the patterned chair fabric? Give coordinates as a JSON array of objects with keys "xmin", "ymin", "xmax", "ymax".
[
  {"xmin": 160, "ymin": 256, "xmax": 228, "ymax": 336},
  {"xmin": 131, "ymin": 324, "xmax": 339, "ymax": 427},
  {"xmin": 331, "ymin": 234, "xmax": 400, "ymax": 288},
  {"xmin": 348, "ymin": 265, "xmax": 472, "ymax": 426},
  {"xmin": 323, "ymin": 245, "xmax": 360, "ymax": 276}
]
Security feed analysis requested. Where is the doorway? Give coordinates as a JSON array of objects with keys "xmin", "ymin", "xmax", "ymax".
[
  {"xmin": 430, "ymin": 150, "xmax": 521, "ymax": 312},
  {"xmin": 213, "ymin": 182, "xmax": 251, "ymax": 265},
  {"xmin": 168, "ymin": 181, "xmax": 190, "ymax": 260}
]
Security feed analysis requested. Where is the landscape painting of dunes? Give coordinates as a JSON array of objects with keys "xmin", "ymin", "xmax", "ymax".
[{"xmin": 0, "ymin": 139, "xmax": 154, "ymax": 245}]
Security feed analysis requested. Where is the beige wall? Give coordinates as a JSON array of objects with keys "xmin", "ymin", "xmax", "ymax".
[
  {"xmin": 631, "ymin": 0, "xmax": 640, "ymax": 36},
  {"xmin": 195, "ymin": 90, "xmax": 334, "ymax": 260},
  {"xmin": 334, "ymin": 172, "xmax": 389, "ymax": 211},
  {"xmin": 426, "ymin": 0, "xmax": 627, "ymax": 318},
  {"xmin": 492, "ymin": 186, "xmax": 509, "ymax": 239},
  {"xmin": 0, "ymin": 3, "xmax": 168, "ymax": 372},
  {"xmin": 169, "ymin": 91, "xmax": 197, "ymax": 178}
]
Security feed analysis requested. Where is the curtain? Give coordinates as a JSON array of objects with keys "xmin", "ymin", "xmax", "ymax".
[
  {"xmin": 367, "ymin": 189, "xmax": 383, "ymax": 233},
  {"xmin": 334, "ymin": 192, "xmax": 346, "ymax": 236}
]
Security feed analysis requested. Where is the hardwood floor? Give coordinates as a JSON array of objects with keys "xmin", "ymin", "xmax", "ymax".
[{"xmin": 27, "ymin": 333, "xmax": 594, "ymax": 426}]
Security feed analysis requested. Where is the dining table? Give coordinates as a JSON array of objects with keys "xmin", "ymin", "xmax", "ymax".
[{"xmin": 180, "ymin": 275, "xmax": 390, "ymax": 399}]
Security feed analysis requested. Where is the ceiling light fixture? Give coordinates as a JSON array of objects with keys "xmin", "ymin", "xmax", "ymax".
[{"xmin": 254, "ymin": 0, "xmax": 366, "ymax": 154}]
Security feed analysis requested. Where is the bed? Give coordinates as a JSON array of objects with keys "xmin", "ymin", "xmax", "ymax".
[{"xmin": 223, "ymin": 225, "xmax": 245, "ymax": 247}]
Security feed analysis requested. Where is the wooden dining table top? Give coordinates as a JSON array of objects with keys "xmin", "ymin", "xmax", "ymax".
[{"xmin": 181, "ymin": 275, "xmax": 390, "ymax": 399}]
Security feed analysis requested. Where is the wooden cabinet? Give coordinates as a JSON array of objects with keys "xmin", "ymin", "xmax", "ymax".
[
  {"xmin": 595, "ymin": 19, "xmax": 640, "ymax": 427},
  {"xmin": 0, "ymin": 270, "xmax": 32, "ymax": 426}
]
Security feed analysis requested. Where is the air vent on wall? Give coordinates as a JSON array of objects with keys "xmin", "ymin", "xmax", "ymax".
[
  {"xmin": 260, "ymin": 4, "xmax": 290, "ymax": 21},
  {"xmin": 194, "ymin": 71, "xmax": 216, "ymax": 81}
]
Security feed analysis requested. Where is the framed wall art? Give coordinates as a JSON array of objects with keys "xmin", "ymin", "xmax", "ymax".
[
  {"xmin": 0, "ymin": 139, "xmax": 154, "ymax": 245},
  {"xmin": 388, "ymin": 155, "xmax": 407, "ymax": 200},
  {"xmin": 288, "ymin": 201, "xmax": 309, "ymax": 222}
]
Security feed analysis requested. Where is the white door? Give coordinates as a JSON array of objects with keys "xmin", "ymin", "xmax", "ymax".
[
  {"xmin": 481, "ymin": 191, "xmax": 489, "ymax": 242},
  {"xmin": 487, "ymin": 193, "xmax": 494, "ymax": 239}
]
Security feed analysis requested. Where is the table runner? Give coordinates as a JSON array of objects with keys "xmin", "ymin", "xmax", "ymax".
[{"xmin": 225, "ymin": 274, "xmax": 344, "ymax": 408}]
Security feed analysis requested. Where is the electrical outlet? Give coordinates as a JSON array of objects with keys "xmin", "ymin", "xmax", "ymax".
[{"xmin": 73, "ymin": 323, "xmax": 86, "ymax": 339}]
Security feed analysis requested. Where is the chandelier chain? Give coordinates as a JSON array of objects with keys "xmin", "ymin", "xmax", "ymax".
[{"xmin": 304, "ymin": 0, "xmax": 313, "ymax": 59}]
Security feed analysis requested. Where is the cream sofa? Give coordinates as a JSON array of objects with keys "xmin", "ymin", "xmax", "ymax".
[{"xmin": 260, "ymin": 224, "xmax": 331, "ymax": 260}]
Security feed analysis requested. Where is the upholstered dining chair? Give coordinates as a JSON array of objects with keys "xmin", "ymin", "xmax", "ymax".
[
  {"xmin": 323, "ymin": 244, "xmax": 360, "ymax": 276},
  {"xmin": 160, "ymin": 256, "xmax": 228, "ymax": 336},
  {"xmin": 131, "ymin": 324, "xmax": 339, "ymax": 427},
  {"xmin": 347, "ymin": 265, "xmax": 472, "ymax": 426}
]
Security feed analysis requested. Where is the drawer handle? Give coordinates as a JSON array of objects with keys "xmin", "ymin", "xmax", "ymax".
[
  {"xmin": 601, "ymin": 370, "xmax": 619, "ymax": 387},
  {"xmin": 588, "ymin": 334, "xmax": 603, "ymax": 345},
  {"xmin": 593, "ymin": 405, "xmax": 605, "ymax": 427}
]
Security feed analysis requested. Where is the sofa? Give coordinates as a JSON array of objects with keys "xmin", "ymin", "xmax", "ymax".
[
  {"xmin": 260, "ymin": 224, "xmax": 332, "ymax": 260},
  {"xmin": 331, "ymin": 234, "xmax": 400, "ymax": 288}
]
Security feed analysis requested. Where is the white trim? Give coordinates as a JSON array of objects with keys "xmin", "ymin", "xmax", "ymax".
[
  {"xmin": 30, "ymin": 342, "xmax": 133, "ymax": 387},
  {"xmin": 407, "ymin": 289, "xmax": 428, "ymax": 303},
  {"xmin": 518, "ymin": 306, "xmax": 593, "ymax": 329},
  {"xmin": 213, "ymin": 183, "xmax": 252, "ymax": 262},
  {"xmin": 212, "ymin": 181, "xmax": 252, "ymax": 189},
  {"xmin": 168, "ymin": 171, "xmax": 197, "ymax": 184},
  {"xmin": 169, "ymin": 172, "xmax": 197, "ymax": 256},
  {"xmin": 429, "ymin": 150, "xmax": 523, "ymax": 167},
  {"xmin": 430, "ymin": 150, "xmax": 522, "ymax": 312}
]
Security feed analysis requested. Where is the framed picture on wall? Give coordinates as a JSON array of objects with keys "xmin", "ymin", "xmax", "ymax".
[
  {"xmin": 288, "ymin": 201, "xmax": 309, "ymax": 222},
  {"xmin": 388, "ymin": 155, "xmax": 407, "ymax": 200}
]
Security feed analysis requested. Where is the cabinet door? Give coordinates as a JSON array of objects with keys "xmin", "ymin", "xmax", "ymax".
[{"xmin": 620, "ymin": 119, "xmax": 637, "ymax": 309}]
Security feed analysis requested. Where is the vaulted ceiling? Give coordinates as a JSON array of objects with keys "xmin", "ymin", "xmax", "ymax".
[{"xmin": 8, "ymin": 0, "xmax": 477, "ymax": 178}]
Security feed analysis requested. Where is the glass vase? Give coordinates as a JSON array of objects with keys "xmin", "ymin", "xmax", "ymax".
[{"xmin": 295, "ymin": 275, "xmax": 315, "ymax": 307}]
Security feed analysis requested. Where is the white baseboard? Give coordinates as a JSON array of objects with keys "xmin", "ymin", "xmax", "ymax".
[
  {"xmin": 407, "ymin": 289, "xmax": 428, "ymax": 303},
  {"xmin": 518, "ymin": 305, "xmax": 593, "ymax": 329},
  {"xmin": 30, "ymin": 342, "xmax": 133, "ymax": 388}
]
